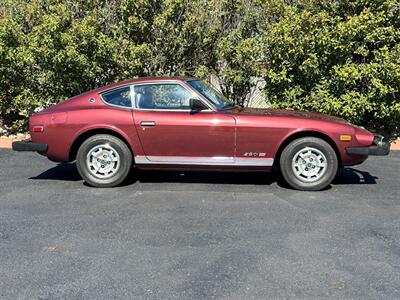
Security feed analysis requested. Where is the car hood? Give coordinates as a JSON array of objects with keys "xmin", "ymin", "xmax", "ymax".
[{"xmin": 229, "ymin": 107, "xmax": 347, "ymax": 124}]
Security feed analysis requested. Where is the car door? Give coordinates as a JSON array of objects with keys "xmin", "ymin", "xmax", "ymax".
[{"xmin": 132, "ymin": 82, "xmax": 236, "ymax": 165}]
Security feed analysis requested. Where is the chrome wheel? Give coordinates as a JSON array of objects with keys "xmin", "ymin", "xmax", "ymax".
[
  {"xmin": 292, "ymin": 147, "xmax": 328, "ymax": 183},
  {"xmin": 86, "ymin": 144, "xmax": 120, "ymax": 179}
]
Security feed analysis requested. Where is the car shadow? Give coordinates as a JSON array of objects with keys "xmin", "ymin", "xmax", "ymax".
[
  {"xmin": 30, "ymin": 163, "xmax": 378, "ymax": 187},
  {"xmin": 29, "ymin": 162, "xmax": 82, "ymax": 181},
  {"xmin": 332, "ymin": 167, "xmax": 378, "ymax": 185},
  {"xmin": 125, "ymin": 170, "xmax": 278, "ymax": 186}
]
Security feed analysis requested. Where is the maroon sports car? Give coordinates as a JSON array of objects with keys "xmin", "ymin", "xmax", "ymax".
[{"xmin": 13, "ymin": 77, "xmax": 390, "ymax": 190}]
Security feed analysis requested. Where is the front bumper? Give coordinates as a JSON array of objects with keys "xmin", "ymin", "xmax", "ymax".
[
  {"xmin": 12, "ymin": 141, "xmax": 48, "ymax": 152},
  {"xmin": 346, "ymin": 135, "xmax": 390, "ymax": 156}
]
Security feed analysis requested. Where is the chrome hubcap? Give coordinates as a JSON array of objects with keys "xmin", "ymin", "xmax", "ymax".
[
  {"xmin": 86, "ymin": 144, "xmax": 120, "ymax": 179},
  {"xmin": 292, "ymin": 147, "xmax": 328, "ymax": 182}
]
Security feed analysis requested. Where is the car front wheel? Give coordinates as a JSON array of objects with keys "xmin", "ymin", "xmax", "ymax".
[
  {"xmin": 279, "ymin": 137, "xmax": 338, "ymax": 191},
  {"xmin": 76, "ymin": 134, "xmax": 132, "ymax": 187}
]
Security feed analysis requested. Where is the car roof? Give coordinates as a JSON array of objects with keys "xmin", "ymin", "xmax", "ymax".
[{"xmin": 94, "ymin": 76, "xmax": 196, "ymax": 94}]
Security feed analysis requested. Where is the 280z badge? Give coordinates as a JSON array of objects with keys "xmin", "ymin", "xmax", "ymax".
[{"xmin": 243, "ymin": 152, "xmax": 266, "ymax": 157}]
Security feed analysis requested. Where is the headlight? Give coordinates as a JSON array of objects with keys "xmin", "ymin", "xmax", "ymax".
[{"xmin": 373, "ymin": 134, "xmax": 385, "ymax": 146}]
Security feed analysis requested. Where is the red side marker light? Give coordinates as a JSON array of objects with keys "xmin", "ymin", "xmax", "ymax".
[{"xmin": 33, "ymin": 126, "xmax": 44, "ymax": 133}]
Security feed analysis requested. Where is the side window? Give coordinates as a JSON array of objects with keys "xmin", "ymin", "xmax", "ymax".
[
  {"xmin": 134, "ymin": 84, "xmax": 195, "ymax": 110},
  {"xmin": 101, "ymin": 86, "xmax": 132, "ymax": 108}
]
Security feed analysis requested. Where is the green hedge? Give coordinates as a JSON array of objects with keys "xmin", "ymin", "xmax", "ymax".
[
  {"xmin": 1, "ymin": 0, "xmax": 399, "ymax": 136},
  {"xmin": 262, "ymin": 0, "xmax": 400, "ymax": 137}
]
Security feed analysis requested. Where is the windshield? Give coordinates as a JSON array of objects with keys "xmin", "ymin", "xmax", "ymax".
[{"xmin": 187, "ymin": 80, "xmax": 236, "ymax": 110}]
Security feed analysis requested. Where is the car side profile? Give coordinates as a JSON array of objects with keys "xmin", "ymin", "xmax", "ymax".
[{"xmin": 13, "ymin": 77, "xmax": 390, "ymax": 190}]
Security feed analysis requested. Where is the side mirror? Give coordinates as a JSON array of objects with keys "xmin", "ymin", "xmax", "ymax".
[{"xmin": 190, "ymin": 98, "xmax": 207, "ymax": 112}]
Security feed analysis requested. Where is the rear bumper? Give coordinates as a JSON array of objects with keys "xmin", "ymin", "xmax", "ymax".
[
  {"xmin": 12, "ymin": 141, "xmax": 48, "ymax": 152},
  {"xmin": 346, "ymin": 135, "xmax": 390, "ymax": 156}
]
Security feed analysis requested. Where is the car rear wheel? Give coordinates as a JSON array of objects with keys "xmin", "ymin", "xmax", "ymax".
[
  {"xmin": 76, "ymin": 134, "xmax": 132, "ymax": 187},
  {"xmin": 279, "ymin": 137, "xmax": 338, "ymax": 191}
]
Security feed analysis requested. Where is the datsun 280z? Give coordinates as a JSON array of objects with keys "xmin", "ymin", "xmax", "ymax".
[{"xmin": 13, "ymin": 77, "xmax": 390, "ymax": 190}]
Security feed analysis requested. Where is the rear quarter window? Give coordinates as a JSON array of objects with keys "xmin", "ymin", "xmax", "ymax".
[{"xmin": 101, "ymin": 86, "xmax": 132, "ymax": 108}]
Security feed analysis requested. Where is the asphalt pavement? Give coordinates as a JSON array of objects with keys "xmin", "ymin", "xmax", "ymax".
[{"xmin": 0, "ymin": 149, "xmax": 399, "ymax": 299}]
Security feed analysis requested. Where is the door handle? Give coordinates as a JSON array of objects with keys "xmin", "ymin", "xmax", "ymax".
[{"xmin": 140, "ymin": 121, "xmax": 156, "ymax": 126}]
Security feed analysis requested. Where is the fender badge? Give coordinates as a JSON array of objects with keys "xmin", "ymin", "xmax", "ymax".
[
  {"xmin": 244, "ymin": 152, "xmax": 266, "ymax": 157},
  {"xmin": 88, "ymin": 98, "xmax": 95, "ymax": 103}
]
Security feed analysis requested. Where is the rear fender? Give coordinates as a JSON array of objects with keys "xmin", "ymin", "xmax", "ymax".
[{"xmin": 68, "ymin": 124, "xmax": 145, "ymax": 161}]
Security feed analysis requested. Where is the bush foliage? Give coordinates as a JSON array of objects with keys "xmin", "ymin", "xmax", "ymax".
[{"xmin": 0, "ymin": 0, "xmax": 399, "ymax": 135}]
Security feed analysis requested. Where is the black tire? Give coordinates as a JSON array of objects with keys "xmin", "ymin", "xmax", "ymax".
[
  {"xmin": 279, "ymin": 137, "xmax": 338, "ymax": 191},
  {"xmin": 76, "ymin": 134, "xmax": 132, "ymax": 187}
]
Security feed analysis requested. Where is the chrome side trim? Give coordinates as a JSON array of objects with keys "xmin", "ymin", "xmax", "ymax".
[
  {"xmin": 134, "ymin": 155, "xmax": 274, "ymax": 166},
  {"xmin": 235, "ymin": 157, "xmax": 274, "ymax": 166}
]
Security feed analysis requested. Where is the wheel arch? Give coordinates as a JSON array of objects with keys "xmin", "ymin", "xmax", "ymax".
[
  {"xmin": 273, "ymin": 130, "xmax": 342, "ymax": 169},
  {"xmin": 69, "ymin": 128, "xmax": 134, "ymax": 162}
]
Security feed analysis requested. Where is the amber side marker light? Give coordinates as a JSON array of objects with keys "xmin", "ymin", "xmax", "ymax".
[
  {"xmin": 33, "ymin": 126, "xmax": 44, "ymax": 133},
  {"xmin": 340, "ymin": 135, "xmax": 352, "ymax": 141}
]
